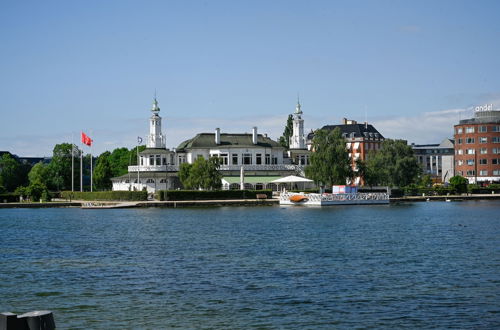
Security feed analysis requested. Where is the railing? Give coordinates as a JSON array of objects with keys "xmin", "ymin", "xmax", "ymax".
[
  {"xmin": 280, "ymin": 192, "xmax": 390, "ymax": 202},
  {"xmin": 128, "ymin": 164, "xmax": 306, "ymax": 173}
]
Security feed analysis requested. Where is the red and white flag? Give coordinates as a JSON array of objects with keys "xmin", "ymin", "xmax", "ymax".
[{"xmin": 81, "ymin": 132, "xmax": 93, "ymax": 146}]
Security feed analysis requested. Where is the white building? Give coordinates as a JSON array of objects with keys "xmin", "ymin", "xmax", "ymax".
[
  {"xmin": 111, "ymin": 98, "xmax": 304, "ymax": 193},
  {"xmin": 287, "ymin": 99, "xmax": 311, "ymax": 166}
]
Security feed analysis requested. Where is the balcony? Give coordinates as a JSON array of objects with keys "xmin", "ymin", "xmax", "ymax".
[{"xmin": 128, "ymin": 164, "xmax": 305, "ymax": 173}]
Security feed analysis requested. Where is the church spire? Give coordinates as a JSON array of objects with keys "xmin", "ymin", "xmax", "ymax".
[
  {"xmin": 151, "ymin": 94, "xmax": 160, "ymax": 114},
  {"xmin": 295, "ymin": 94, "xmax": 302, "ymax": 115}
]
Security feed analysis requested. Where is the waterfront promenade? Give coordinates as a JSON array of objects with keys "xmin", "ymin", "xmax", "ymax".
[{"xmin": 1, "ymin": 194, "xmax": 500, "ymax": 208}]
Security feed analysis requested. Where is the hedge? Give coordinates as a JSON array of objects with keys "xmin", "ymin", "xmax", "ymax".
[
  {"xmin": 156, "ymin": 189, "xmax": 273, "ymax": 201},
  {"xmin": 60, "ymin": 191, "xmax": 148, "ymax": 201},
  {"xmin": 0, "ymin": 193, "xmax": 20, "ymax": 203}
]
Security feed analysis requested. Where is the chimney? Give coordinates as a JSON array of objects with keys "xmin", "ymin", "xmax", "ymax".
[
  {"xmin": 364, "ymin": 121, "xmax": 368, "ymax": 129},
  {"xmin": 342, "ymin": 118, "xmax": 347, "ymax": 125},
  {"xmin": 252, "ymin": 127, "xmax": 258, "ymax": 145},
  {"xmin": 215, "ymin": 128, "xmax": 221, "ymax": 145}
]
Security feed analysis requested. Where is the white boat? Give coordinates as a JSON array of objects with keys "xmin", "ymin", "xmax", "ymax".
[{"xmin": 279, "ymin": 192, "xmax": 390, "ymax": 206}]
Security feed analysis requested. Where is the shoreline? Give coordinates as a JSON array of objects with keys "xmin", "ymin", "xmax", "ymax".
[{"xmin": 1, "ymin": 194, "xmax": 499, "ymax": 208}]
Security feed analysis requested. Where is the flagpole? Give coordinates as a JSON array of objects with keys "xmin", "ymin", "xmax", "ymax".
[
  {"xmin": 137, "ymin": 144, "xmax": 140, "ymax": 191},
  {"xmin": 80, "ymin": 133, "xmax": 83, "ymax": 192},
  {"xmin": 71, "ymin": 133, "xmax": 74, "ymax": 192},
  {"xmin": 90, "ymin": 130, "xmax": 93, "ymax": 192}
]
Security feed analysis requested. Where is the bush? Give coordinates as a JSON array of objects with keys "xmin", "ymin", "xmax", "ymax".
[
  {"xmin": 157, "ymin": 190, "xmax": 272, "ymax": 201},
  {"xmin": 0, "ymin": 193, "xmax": 20, "ymax": 203},
  {"xmin": 60, "ymin": 190, "xmax": 148, "ymax": 201}
]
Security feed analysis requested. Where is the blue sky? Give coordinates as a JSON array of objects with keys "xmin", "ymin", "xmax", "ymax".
[{"xmin": 1, "ymin": 0, "xmax": 499, "ymax": 156}]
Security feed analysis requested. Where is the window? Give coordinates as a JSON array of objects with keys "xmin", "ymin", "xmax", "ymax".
[
  {"xmin": 162, "ymin": 157, "xmax": 167, "ymax": 165},
  {"xmin": 160, "ymin": 179, "xmax": 167, "ymax": 183},
  {"xmin": 466, "ymin": 170, "xmax": 475, "ymax": 176},
  {"xmin": 232, "ymin": 154, "xmax": 238, "ymax": 165},
  {"xmin": 458, "ymin": 149, "xmax": 463, "ymax": 155},
  {"xmin": 156, "ymin": 155, "xmax": 161, "ymax": 165},
  {"xmin": 493, "ymin": 148, "xmax": 499, "ymax": 154},
  {"xmin": 479, "ymin": 159, "xmax": 487, "ymax": 165},
  {"xmin": 467, "ymin": 159, "xmax": 475, "ymax": 166},
  {"xmin": 146, "ymin": 179, "xmax": 155, "ymax": 183},
  {"xmin": 243, "ymin": 153, "xmax": 252, "ymax": 165},
  {"xmin": 492, "ymin": 137, "xmax": 500, "ymax": 143},
  {"xmin": 492, "ymin": 159, "xmax": 499, "ymax": 165},
  {"xmin": 457, "ymin": 160, "xmax": 463, "ymax": 166},
  {"xmin": 480, "ymin": 170, "xmax": 488, "ymax": 176},
  {"xmin": 219, "ymin": 153, "xmax": 228, "ymax": 165},
  {"xmin": 466, "ymin": 137, "xmax": 475, "ymax": 144},
  {"xmin": 149, "ymin": 155, "xmax": 154, "ymax": 165},
  {"xmin": 465, "ymin": 127, "xmax": 475, "ymax": 133},
  {"xmin": 265, "ymin": 154, "xmax": 271, "ymax": 165},
  {"xmin": 457, "ymin": 138, "xmax": 462, "ymax": 144},
  {"xmin": 492, "ymin": 126, "xmax": 500, "ymax": 132},
  {"xmin": 480, "ymin": 148, "xmax": 488, "ymax": 154},
  {"xmin": 479, "ymin": 137, "xmax": 487, "ymax": 143},
  {"xmin": 140, "ymin": 157, "xmax": 144, "ymax": 165},
  {"xmin": 456, "ymin": 127, "xmax": 463, "ymax": 134},
  {"xmin": 493, "ymin": 170, "xmax": 500, "ymax": 175},
  {"xmin": 256, "ymin": 153, "xmax": 262, "ymax": 165},
  {"xmin": 479, "ymin": 126, "xmax": 487, "ymax": 132},
  {"xmin": 466, "ymin": 149, "xmax": 475, "ymax": 155},
  {"xmin": 272, "ymin": 156, "xmax": 278, "ymax": 164}
]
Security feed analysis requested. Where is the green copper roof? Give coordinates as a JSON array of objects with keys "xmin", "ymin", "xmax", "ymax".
[{"xmin": 177, "ymin": 133, "xmax": 282, "ymax": 151}]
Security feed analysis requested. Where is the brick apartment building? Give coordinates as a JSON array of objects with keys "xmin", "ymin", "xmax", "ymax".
[{"xmin": 454, "ymin": 106, "xmax": 500, "ymax": 183}]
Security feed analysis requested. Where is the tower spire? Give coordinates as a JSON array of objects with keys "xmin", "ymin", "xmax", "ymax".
[{"xmin": 295, "ymin": 93, "xmax": 302, "ymax": 115}]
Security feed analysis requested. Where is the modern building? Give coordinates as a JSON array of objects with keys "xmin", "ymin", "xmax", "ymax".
[
  {"xmin": 111, "ymin": 98, "xmax": 304, "ymax": 193},
  {"xmin": 411, "ymin": 139, "xmax": 454, "ymax": 183},
  {"xmin": 307, "ymin": 118, "xmax": 385, "ymax": 185},
  {"xmin": 454, "ymin": 105, "xmax": 500, "ymax": 183}
]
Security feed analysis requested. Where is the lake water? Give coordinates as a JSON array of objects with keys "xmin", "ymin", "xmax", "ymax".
[{"xmin": 1, "ymin": 201, "xmax": 499, "ymax": 329}]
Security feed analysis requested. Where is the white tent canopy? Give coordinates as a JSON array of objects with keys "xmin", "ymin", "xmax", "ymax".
[{"xmin": 271, "ymin": 175, "xmax": 313, "ymax": 183}]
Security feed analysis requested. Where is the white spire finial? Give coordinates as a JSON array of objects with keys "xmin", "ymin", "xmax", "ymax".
[
  {"xmin": 151, "ymin": 92, "xmax": 160, "ymax": 113},
  {"xmin": 295, "ymin": 93, "xmax": 302, "ymax": 114}
]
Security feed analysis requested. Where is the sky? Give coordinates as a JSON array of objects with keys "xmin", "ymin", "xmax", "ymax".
[{"xmin": 1, "ymin": 0, "xmax": 499, "ymax": 156}]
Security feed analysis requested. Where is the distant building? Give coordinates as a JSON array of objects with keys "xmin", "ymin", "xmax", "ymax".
[
  {"xmin": 412, "ymin": 139, "xmax": 454, "ymax": 183},
  {"xmin": 454, "ymin": 105, "xmax": 500, "ymax": 183},
  {"xmin": 307, "ymin": 118, "xmax": 385, "ymax": 185}
]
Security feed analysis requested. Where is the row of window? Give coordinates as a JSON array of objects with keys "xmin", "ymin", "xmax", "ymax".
[
  {"xmin": 212, "ymin": 153, "xmax": 279, "ymax": 165},
  {"xmin": 456, "ymin": 126, "xmax": 500, "ymax": 134},
  {"xmin": 457, "ymin": 170, "xmax": 500, "ymax": 176},
  {"xmin": 140, "ymin": 154, "xmax": 173, "ymax": 166},
  {"xmin": 122, "ymin": 178, "xmax": 168, "ymax": 184},
  {"xmin": 457, "ymin": 158, "xmax": 500, "ymax": 166},
  {"xmin": 457, "ymin": 137, "xmax": 500, "ymax": 144},
  {"xmin": 456, "ymin": 148, "xmax": 500, "ymax": 155}
]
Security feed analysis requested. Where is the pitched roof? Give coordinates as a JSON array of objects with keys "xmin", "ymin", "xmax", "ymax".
[
  {"xmin": 177, "ymin": 133, "xmax": 282, "ymax": 151},
  {"xmin": 307, "ymin": 124, "xmax": 384, "ymax": 140}
]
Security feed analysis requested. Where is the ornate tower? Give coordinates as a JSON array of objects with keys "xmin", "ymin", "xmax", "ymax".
[
  {"xmin": 147, "ymin": 97, "xmax": 166, "ymax": 148},
  {"xmin": 289, "ymin": 98, "xmax": 306, "ymax": 149}
]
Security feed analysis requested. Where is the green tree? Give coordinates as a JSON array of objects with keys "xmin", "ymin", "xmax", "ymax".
[
  {"xmin": 108, "ymin": 147, "xmax": 132, "ymax": 177},
  {"xmin": 0, "ymin": 153, "xmax": 25, "ymax": 192},
  {"xmin": 48, "ymin": 143, "xmax": 80, "ymax": 191},
  {"xmin": 449, "ymin": 175, "xmax": 468, "ymax": 193},
  {"xmin": 94, "ymin": 151, "xmax": 113, "ymax": 190},
  {"xmin": 279, "ymin": 114, "xmax": 294, "ymax": 148},
  {"xmin": 178, "ymin": 162, "xmax": 193, "ymax": 188},
  {"xmin": 178, "ymin": 157, "xmax": 222, "ymax": 190},
  {"xmin": 305, "ymin": 128, "xmax": 353, "ymax": 186},
  {"xmin": 365, "ymin": 139, "xmax": 421, "ymax": 187},
  {"xmin": 28, "ymin": 162, "xmax": 51, "ymax": 187},
  {"xmin": 26, "ymin": 180, "xmax": 49, "ymax": 202}
]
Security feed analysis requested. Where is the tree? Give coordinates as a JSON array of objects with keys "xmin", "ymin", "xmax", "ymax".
[
  {"xmin": 449, "ymin": 175, "xmax": 468, "ymax": 193},
  {"xmin": 26, "ymin": 181, "xmax": 49, "ymax": 202},
  {"xmin": 94, "ymin": 151, "xmax": 113, "ymax": 190},
  {"xmin": 279, "ymin": 114, "xmax": 294, "ymax": 148},
  {"xmin": 0, "ymin": 153, "xmax": 25, "ymax": 192},
  {"xmin": 305, "ymin": 128, "xmax": 353, "ymax": 186},
  {"xmin": 108, "ymin": 147, "xmax": 132, "ymax": 177},
  {"xmin": 28, "ymin": 162, "xmax": 51, "ymax": 187},
  {"xmin": 48, "ymin": 143, "xmax": 80, "ymax": 191},
  {"xmin": 365, "ymin": 139, "xmax": 421, "ymax": 187},
  {"xmin": 178, "ymin": 157, "xmax": 222, "ymax": 190}
]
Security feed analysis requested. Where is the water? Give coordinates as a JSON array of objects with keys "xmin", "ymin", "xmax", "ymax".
[{"xmin": 1, "ymin": 201, "xmax": 499, "ymax": 329}]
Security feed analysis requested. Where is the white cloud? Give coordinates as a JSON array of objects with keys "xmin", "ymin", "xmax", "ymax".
[{"xmin": 371, "ymin": 107, "xmax": 473, "ymax": 144}]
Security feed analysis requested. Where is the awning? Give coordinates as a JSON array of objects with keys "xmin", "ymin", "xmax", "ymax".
[
  {"xmin": 222, "ymin": 176, "xmax": 282, "ymax": 184},
  {"xmin": 270, "ymin": 175, "xmax": 313, "ymax": 183}
]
